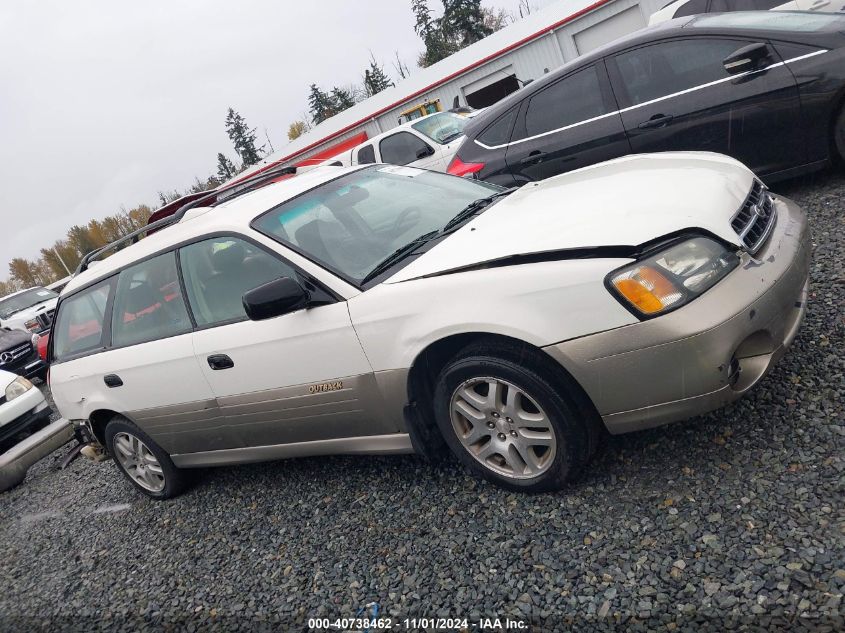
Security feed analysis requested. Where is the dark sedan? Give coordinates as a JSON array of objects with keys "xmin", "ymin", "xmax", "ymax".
[
  {"xmin": 448, "ymin": 11, "xmax": 845, "ymax": 186},
  {"xmin": 0, "ymin": 328, "xmax": 47, "ymax": 381}
]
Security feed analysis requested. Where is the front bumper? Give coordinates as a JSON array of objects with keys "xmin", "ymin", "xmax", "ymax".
[
  {"xmin": 0, "ymin": 397, "xmax": 52, "ymax": 444},
  {"xmin": 544, "ymin": 194, "xmax": 810, "ymax": 435}
]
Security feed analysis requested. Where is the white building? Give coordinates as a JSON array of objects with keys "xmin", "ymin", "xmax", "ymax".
[{"xmin": 244, "ymin": 0, "xmax": 664, "ymax": 175}]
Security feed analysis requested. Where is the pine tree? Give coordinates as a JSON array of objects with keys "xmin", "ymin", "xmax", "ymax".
[
  {"xmin": 224, "ymin": 107, "xmax": 263, "ymax": 167},
  {"xmin": 443, "ymin": 0, "xmax": 493, "ymax": 48},
  {"xmin": 216, "ymin": 152, "xmax": 238, "ymax": 181},
  {"xmin": 363, "ymin": 56, "xmax": 394, "ymax": 97},
  {"xmin": 330, "ymin": 87, "xmax": 356, "ymax": 112},
  {"xmin": 308, "ymin": 84, "xmax": 336, "ymax": 125}
]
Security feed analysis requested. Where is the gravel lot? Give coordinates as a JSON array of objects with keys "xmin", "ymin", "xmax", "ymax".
[{"xmin": 1, "ymin": 170, "xmax": 843, "ymax": 632}]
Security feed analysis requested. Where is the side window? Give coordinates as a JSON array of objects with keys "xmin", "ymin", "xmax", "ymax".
[
  {"xmin": 711, "ymin": 0, "xmax": 783, "ymax": 9},
  {"xmin": 520, "ymin": 66, "xmax": 608, "ymax": 139},
  {"xmin": 356, "ymin": 145, "xmax": 375, "ymax": 164},
  {"xmin": 111, "ymin": 252, "xmax": 192, "ymax": 348},
  {"xmin": 613, "ymin": 38, "xmax": 749, "ymax": 106},
  {"xmin": 179, "ymin": 237, "xmax": 296, "ymax": 327},
  {"xmin": 674, "ymin": 0, "xmax": 709, "ymax": 17},
  {"xmin": 379, "ymin": 132, "xmax": 433, "ymax": 165},
  {"xmin": 476, "ymin": 107, "xmax": 519, "ymax": 147},
  {"xmin": 53, "ymin": 280, "xmax": 112, "ymax": 361}
]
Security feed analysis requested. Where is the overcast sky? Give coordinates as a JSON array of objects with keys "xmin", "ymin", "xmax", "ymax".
[{"xmin": 0, "ymin": 0, "xmax": 555, "ymax": 280}]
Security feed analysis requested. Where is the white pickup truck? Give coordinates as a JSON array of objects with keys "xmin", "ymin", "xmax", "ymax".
[{"xmin": 0, "ymin": 286, "xmax": 59, "ymax": 335}]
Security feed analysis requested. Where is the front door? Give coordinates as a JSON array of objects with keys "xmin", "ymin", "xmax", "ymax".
[
  {"xmin": 378, "ymin": 131, "xmax": 441, "ymax": 169},
  {"xmin": 607, "ymin": 37, "xmax": 803, "ymax": 178},
  {"xmin": 504, "ymin": 63, "xmax": 631, "ymax": 184},
  {"xmin": 178, "ymin": 235, "xmax": 391, "ymax": 450}
]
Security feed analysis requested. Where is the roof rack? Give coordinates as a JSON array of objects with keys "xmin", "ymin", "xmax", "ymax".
[{"xmin": 75, "ymin": 165, "xmax": 297, "ymax": 274}]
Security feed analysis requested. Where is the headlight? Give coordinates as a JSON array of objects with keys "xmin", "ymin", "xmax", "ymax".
[
  {"xmin": 24, "ymin": 319, "xmax": 40, "ymax": 332},
  {"xmin": 607, "ymin": 237, "xmax": 739, "ymax": 317},
  {"xmin": 5, "ymin": 376, "xmax": 34, "ymax": 401}
]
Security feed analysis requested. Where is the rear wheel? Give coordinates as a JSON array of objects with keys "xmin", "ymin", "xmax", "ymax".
[
  {"xmin": 432, "ymin": 341, "xmax": 594, "ymax": 492},
  {"xmin": 104, "ymin": 416, "xmax": 186, "ymax": 500}
]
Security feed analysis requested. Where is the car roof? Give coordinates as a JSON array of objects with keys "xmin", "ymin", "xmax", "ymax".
[
  {"xmin": 61, "ymin": 165, "xmax": 368, "ymax": 296},
  {"xmin": 465, "ymin": 10, "xmax": 840, "ymax": 134}
]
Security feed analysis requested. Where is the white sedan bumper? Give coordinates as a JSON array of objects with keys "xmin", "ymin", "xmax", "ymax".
[{"xmin": 0, "ymin": 383, "xmax": 51, "ymax": 444}]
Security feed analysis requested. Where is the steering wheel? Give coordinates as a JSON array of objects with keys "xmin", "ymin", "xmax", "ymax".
[{"xmin": 391, "ymin": 206, "xmax": 422, "ymax": 236}]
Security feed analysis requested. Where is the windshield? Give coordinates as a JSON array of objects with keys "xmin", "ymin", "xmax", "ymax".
[
  {"xmin": 252, "ymin": 165, "xmax": 500, "ymax": 284},
  {"xmin": 0, "ymin": 287, "xmax": 57, "ymax": 319},
  {"xmin": 691, "ymin": 12, "xmax": 844, "ymax": 31},
  {"xmin": 411, "ymin": 113, "xmax": 469, "ymax": 144}
]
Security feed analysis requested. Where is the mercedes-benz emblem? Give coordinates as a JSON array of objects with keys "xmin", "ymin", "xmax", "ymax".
[{"xmin": 0, "ymin": 352, "xmax": 12, "ymax": 365}]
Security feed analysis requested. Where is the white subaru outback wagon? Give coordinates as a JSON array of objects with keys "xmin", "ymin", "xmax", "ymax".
[{"xmin": 49, "ymin": 153, "xmax": 810, "ymax": 499}]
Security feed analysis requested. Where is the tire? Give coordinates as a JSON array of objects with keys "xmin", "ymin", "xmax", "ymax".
[
  {"xmin": 432, "ymin": 340, "xmax": 594, "ymax": 492},
  {"xmin": 104, "ymin": 416, "xmax": 186, "ymax": 500},
  {"xmin": 835, "ymin": 105, "xmax": 845, "ymax": 165}
]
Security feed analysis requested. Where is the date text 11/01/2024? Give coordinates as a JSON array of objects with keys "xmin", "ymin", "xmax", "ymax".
[{"xmin": 307, "ymin": 616, "xmax": 529, "ymax": 630}]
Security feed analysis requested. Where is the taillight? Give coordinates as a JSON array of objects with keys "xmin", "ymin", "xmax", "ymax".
[{"xmin": 447, "ymin": 155, "xmax": 484, "ymax": 178}]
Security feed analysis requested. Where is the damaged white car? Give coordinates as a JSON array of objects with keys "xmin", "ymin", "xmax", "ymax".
[{"xmin": 48, "ymin": 154, "xmax": 809, "ymax": 498}]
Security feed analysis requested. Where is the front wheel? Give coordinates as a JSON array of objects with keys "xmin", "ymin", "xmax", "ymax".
[
  {"xmin": 432, "ymin": 342, "xmax": 593, "ymax": 492},
  {"xmin": 104, "ymin": 416, "xmax": 186, "ymax": 500}
]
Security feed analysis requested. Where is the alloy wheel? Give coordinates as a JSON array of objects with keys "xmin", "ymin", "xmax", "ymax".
[
  {"xmin": 112, "ymin": 432, "xmax": 166, "ymax": 492},
  {"xmin": 449, "ymin": 377, "xmax": 556, "ymax": 480}
]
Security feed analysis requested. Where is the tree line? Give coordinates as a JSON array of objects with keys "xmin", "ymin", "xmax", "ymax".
[{"xmin": 1, "ymin": 0, "xmax": 534, "ymax": 296}]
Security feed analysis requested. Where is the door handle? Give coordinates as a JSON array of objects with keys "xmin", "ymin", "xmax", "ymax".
[
  {"xmin": 207, "ymin": 354, "xmax": 234, "ymax": 371},
  {"xmin": 519, "ymin": 151, "xmax": 547, "ymax": 165},
  {"xmin": 103, "ymin": 374, "xmax": 123, "ymax": 388},
  {"xmin": 638, "ymin": 114, "xmax": 674, "ymax": 130}
]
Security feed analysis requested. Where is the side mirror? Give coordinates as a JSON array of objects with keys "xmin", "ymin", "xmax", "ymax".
[
  {"xmin": 243, "ymin": 277, "xmax": 309, "ymax": 321},
  {"xmin": 416, "ymin": 146, "xmax": 435, "ymax": 159},
  {"xmin": 723, "ymin": 43, "xmax": 770, "ymax": 75}
]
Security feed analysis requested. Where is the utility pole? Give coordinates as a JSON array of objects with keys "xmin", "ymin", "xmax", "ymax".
[{"xmin": 53, "ymin": 247, "xmax": 72, "ymax": 276}]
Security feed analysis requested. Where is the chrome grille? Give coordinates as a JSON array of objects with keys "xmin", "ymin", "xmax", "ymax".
[
  {"xmin": 0, "ymin": 342, "xmax": 33, "ymax": 367},
  {"xmin": 731, "ymin": 180, "xmax": 777, "ymax": 254},
  {"xmin": 36, "ymin": 309, "xmax": 55, "ymax": 331}
]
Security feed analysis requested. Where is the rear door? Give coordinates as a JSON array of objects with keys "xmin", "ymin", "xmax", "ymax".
[
  {"xmin": 504, "ymin": 63, "xmax": 631, "ymax": 184},
  {"xmin": 50, "ymin": 254, "xmax": 220, "ymax": 455},
  {"xmin": 180, "ymin": 235, "xmax": 393, "ymax": 450},
  {"xmin": 607, "ymin": 36, "xmax": 803, "ymax": 177}
]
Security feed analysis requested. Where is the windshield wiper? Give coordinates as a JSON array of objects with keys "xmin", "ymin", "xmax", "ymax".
[
  {"xmin": 361, "ymin": 230, "xmax": 441, "ymax": 284},
  {"xmin": 441, "ymin": 187, "xmax": 518, "ymax": 233}
]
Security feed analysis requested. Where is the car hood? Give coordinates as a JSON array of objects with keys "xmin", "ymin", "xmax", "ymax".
[
  {"xmin": 387, "ymin": 152, "xmax": 754, "ymax": 282},
  {"xmin": 0, "ymin": 327, "xmax": 31, "ymax": 351}
]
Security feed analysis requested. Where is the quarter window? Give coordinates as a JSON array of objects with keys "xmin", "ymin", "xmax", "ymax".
[
  {"xmin": 179, "ymin": 237, "xmax": 295, "ymax": 327},
  {"xmin": 356, "ymin": 144, "xmax": 376, "ymax": 164},
  {"xmin": 613, "ymin": 38, "xmax": 749, "ymax": 106},
  {"xmin": 521, "ymin": 66, "xmax": 608, "ymax": 139},
  {"xmin": 53, "ymin": 280, "xmax": 112, "ymax": 361},
  {"xmin": 476, "ymin": 108, "xmax": 518, "ymax": 147},
  {"xmin": 110, "ymin": 252, "xmax": 192, "ymax": 347},
  {"xmin": 379, "ymin": 132, "xmax": 433, "ymax": 165}
]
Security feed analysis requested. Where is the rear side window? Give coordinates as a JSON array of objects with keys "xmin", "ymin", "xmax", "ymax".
[
  {"xmin": 613, "ymin": 38, "xmax": 748, "ymax": 106},
  {"xmin": 179, "ymin": 237, "xmax": 295, "ymax": 327},
  {"xmin": 356, "ymin": 145, "xmax": 375, "ymax": 164},
  {"xmin": 53, "ymin": 280, "xmax": 112, "ymax": 361},
  {"xmin": 476, "ymin": 108, "xmax": 518, "ymax": 147},
  {"xmin": 379, "ymin": 132, "xmax": 433, "ymax": 165},
  {"xmin": 110, "ymin": 252, "xmax": 192, "ymax": 348},
  {"xmin": 520, "ymin": 66, "xmax": 608, "ymax": 139}
]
